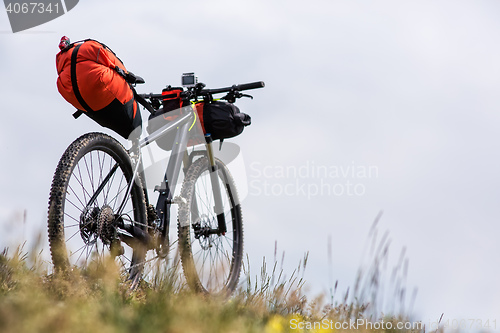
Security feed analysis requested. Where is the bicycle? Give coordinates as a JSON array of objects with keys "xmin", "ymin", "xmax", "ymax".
[{"xmin": 47, "ymin": 76, "xmax": 265, "ymax": 295}]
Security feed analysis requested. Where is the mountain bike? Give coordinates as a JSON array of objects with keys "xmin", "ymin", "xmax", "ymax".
[{"xmin": 47, "ymin": 76, "xmax": 264, "ymax": 295}]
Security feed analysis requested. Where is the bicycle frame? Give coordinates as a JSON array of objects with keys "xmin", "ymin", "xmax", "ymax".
[
  {"xmin": 73, "ymin": 78, "xmax": 265, "ymax": 256},
  {"xmin": 88, "ymin": 104, "xmax": 227, "ymax": 252},
  {"xmin": 138, "ymin": 107, "xmax": 194, "ymax": 245}
]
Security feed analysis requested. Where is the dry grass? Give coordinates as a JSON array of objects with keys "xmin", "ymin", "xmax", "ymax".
[{"xmin": 0, "ymin": 221, "xmax": 425, "ymax": 333}]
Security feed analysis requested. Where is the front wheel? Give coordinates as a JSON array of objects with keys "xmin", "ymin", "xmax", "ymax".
[{"xmin": 178, "ymin": 157, "xmax": 243, "ymax": 295}]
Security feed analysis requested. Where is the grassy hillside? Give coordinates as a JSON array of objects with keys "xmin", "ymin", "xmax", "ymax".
[{"xmin": 0, "ymin": 246, "xmax": 424, "ymax": 333}]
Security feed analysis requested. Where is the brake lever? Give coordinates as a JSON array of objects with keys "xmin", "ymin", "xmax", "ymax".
[{"xmin": 223, "ymin": 92, "xmax": 254, "ymax": 103}]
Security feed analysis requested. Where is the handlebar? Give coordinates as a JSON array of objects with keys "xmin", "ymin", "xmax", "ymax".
[
  {"xmin": 138, "ymin": 92, "xmax": 163, "ymax": 100},
  {"xmin": 138, "ymin": 81, "xmax": 265, "ymax": 102},
  {"xmin": 202, "ymin": 81, "xmax": 265, "ymax": 95}
]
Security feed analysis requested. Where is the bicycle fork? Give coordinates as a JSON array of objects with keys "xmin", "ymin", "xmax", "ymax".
[{"xmin": 205, "ymin": 134, "xmax": 227, "ymax": 235}]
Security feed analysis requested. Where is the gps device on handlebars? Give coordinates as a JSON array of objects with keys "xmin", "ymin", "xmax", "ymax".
[{"xmin": 182, "ymin": 72, "xmax": 197, "ymax": 88}]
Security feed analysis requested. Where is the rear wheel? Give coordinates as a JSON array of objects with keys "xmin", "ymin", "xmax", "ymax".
[
  {"xmin": 178, "ymin": 157, "xmax": 243, "ymax": 295},
  {"xmin": 47, "ymin": 133, "xmax": 147, "ymax": 286}
]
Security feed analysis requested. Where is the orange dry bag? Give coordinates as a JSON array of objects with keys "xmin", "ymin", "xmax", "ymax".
[{"xmin": 56, "ymin": 38, "xmax": 142, "ymax": 139}]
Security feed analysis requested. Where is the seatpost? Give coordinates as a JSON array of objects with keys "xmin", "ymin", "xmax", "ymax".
[{"xmin": 116, "ymin": 137, "xmax": 143, "ymax": 216}]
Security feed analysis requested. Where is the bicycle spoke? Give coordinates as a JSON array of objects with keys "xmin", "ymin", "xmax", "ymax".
[
  {"xmin": 75, "ymin": 163, "xmax": 91, "ymax": 205},
  {"xmin": 108, "ymin": 175, "xmax": 127, "ymax": 209},
  {"xmin": 105, "ymin": 156, "xmax": 116, "ymax": 203},
  {"xmin": 68, "ymin": 182, "xmax": 87, "ymax": 209},
  {"xmin": 63, "ymin": 212, "xmax": 80, "ymax": 224},
  {"xmin": 65, "ymin": 196, "xmax": 85, "ymax": 214},
  {"xmin": 83, "ymin": 154, "xmax": 94, "ymax": 195},
  {"xmin": 66, "ymin": 227, "xmax": 83, "ymax": 243}
]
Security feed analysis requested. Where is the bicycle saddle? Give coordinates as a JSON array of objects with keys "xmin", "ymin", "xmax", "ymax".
[{"xmin": 125, "ymin": 71, "xmax": 145, "ymax": 84}]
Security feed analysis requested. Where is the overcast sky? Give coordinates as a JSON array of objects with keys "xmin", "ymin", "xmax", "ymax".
[{"xmin": 1, "ymin": 0, "xmax": 500, "ymax": 327}]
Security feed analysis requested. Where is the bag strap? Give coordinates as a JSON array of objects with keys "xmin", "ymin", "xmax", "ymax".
[
  {"xmin": 73, "ymin": 110, "xmax": 84, "ymax": 119},
  {"xmin": 69, "ymin": 39, "xmax": 155, "ymax": 117},
  {"xmin": 71, "ymin": 43, "xmax": 93, "ymax": 114},
  {"xmin": 133, "ymin": 88, "xmax": 156, "ymax": 114}
]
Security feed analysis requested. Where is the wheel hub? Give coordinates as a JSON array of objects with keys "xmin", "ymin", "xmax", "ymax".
[
  {"xmin": 193, "ymin": 214, "xmax": 215, "ymax": 250},
  {"xmin": 80, "ymin": 207, "xmax": 99, "ymax": 245}
]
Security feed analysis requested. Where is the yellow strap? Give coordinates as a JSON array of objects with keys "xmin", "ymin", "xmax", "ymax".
[{"xmin": 188, "ymin": 102, "xmax": 197, "ymax": 131}]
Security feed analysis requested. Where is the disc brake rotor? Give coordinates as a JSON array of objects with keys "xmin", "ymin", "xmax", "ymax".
[{"xmin": 193, "ymin": 214, "xmax": 215, "ymax": 250}]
